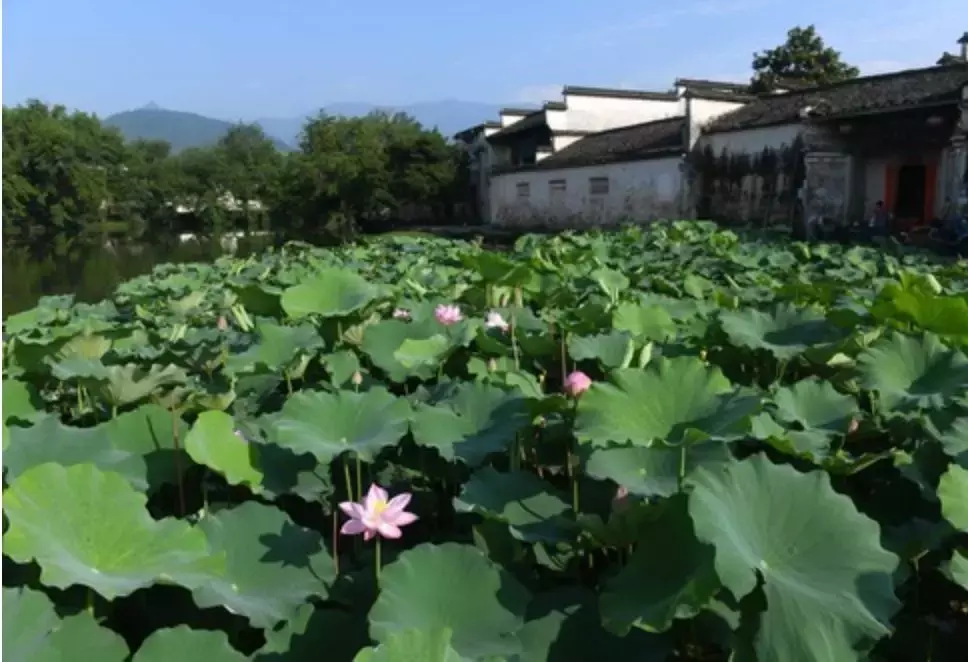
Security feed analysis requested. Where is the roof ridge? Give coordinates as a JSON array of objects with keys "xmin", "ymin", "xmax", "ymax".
[{"xmin": 756, "ymin": 62, "xmax": 968, "ymax": 99}]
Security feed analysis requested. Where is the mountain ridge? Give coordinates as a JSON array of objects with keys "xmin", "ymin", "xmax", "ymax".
[{"xmin": 104, "ymin": 100, "xmax": 520, "ymax": 152}]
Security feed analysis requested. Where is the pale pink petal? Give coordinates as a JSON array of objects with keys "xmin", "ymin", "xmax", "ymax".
[
  {"xmin": 364, "ymin": 484, "xmax": 388, "ymax": 511},
  {"xmin": 377, "ymin": 521, "xmax": 402, "ymax": 539},
  {"xmin": 339, "ymin": 501, "xmax": 365, "ymax": 518},
  {"xmin": 388, "ymin": 511, "xmax": 418, "ymax": 527},
  {"xmin": 363, "ymin": 529, "xmax": 376, "ymax": 541},
  {"xmin": 340, "ymin": 519, "xmax": 367, "ymax": 535},
  {"xmin": 383, "ymin": 493, "xmax": 412, "ymax": 517}
]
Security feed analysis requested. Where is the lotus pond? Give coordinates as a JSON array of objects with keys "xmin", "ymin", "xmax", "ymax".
[{"xmin": 3, "ymin": 221, "xmax": 968, "ymax": 662}]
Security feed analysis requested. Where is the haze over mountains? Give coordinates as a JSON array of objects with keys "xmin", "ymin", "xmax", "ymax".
[{"xmin": 104, "ymin": 100, "xmax": 512, "ymax": 152}]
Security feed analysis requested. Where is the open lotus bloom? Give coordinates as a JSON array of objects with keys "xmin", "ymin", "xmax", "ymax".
[
  {"xmin": 435, "ymin": 304, "xmax": 463, "ymax": 325},
  {"xmin": 485, "ymin": 311, "xmax": 509, "ymax": 331},
  {"xmin": 563, "ymin": 370, "xmax": 592, "ymax": 397},
  {"xmin": 339, "ymin": 484, "xmax": 418, "ymax": 541}
]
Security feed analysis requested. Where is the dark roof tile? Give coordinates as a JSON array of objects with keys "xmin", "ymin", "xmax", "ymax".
[
  {"xmin": 527, "ymin": 116, "xmax": 686, "ymax": 170},
  {"xmin": 705, "ymin": 63, "xmax": 968, "ymax": 133}
]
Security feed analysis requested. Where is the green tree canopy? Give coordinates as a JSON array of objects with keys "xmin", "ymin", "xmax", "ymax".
[{"xmin": 750, "ymin": 25, "xmax": 860, "ymax": 93}]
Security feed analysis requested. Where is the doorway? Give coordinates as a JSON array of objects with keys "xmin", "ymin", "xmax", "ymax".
[{"xmin": 894, "ymin": 164, "xmax": 926, "ymax": 220}]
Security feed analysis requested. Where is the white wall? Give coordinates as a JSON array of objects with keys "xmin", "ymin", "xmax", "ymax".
[
  {"xmin": 489, "ymin": 157, "xmax": 684, "ymax": 226},
  {"xmin": 698, "ymin": 123, "xmax": 803, "ymax": 155},
  {"xmin": 552, "ymin": 134, "xmax": 583, "ymax": 151},
  {"xmin": 686, "ymin": 98, "xmax": 748, "ymax": 148},
  {"xmin": 500, "ymin": 112, "xmax": 528, "ymax": 128},
  {"xmin": 557, "ymin": 93, "xmax": 684, "ymax": 133}
]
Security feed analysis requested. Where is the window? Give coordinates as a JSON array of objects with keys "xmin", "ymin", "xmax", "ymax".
[
  {"xmin": 549, "ymin": 179, "xmax": 566, "ymax": 206},
  {"xmin": 516, "ymin": 182, "xmax": 530, "ymax": 201},
  {"xmin": 589, "ymin": 177, "xmax": 610, "ymax": 197}
]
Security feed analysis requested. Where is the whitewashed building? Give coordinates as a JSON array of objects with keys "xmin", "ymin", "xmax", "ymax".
[
  {"xmin": 456, "ymin": 36, "xmax": 968, "ymax": 229},
  {"xmin": 695, "ymin": 58, "xmax": 968, "ymax": 228},
  {"xmin": 481, "ymin": 83, "xmax": 752, "ymax": 226}
]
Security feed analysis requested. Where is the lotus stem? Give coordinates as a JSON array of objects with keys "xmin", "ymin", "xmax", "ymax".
[
  {"xmin": 355, "ymin": 456, "xmax": 363, "ymax": 502},
  {"xmin": 170, "ymin": 407, "xmax": 186, "ymax": 517},
  {"xmin": 510, "ymin": 315, "xmax": 520, "ymax": 369},
  {"xmin": 332, "ymin": 508, "xmax": 340, "ymax": 574},
  {"xmin": 375, "ymin": 537, "xmax": 382, "ymax": 583}
]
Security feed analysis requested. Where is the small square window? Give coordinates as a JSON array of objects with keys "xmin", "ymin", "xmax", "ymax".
[
  {"xmin": 549, "ymin": 179, "xmax": 566, "ymax": 205},
  {"xmin": 516, "ymin": 182, "xmax": 530, "ymax": 200},
  {"xmin": 589, "ymin": 177, "xmax": 609, "ymax": 196}
]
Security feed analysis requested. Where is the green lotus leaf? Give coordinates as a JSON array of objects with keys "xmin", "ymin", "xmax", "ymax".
[
  {"xmin": 857, "ymin": 333, "xmax": 968, "ymax": 412},
  {"xmin": 3, "ymin": 587, "xmax": 129, "ymax": 662},
  {"xmin": 369, "ymin": 542, "xmax": 531, "ymax": 659},
  {"xmin": 395, "ymin": 334, "xmax": 451, "ymax": 369},
  {"xmin": 455, "ymin": 467, "xmax": 575, "ymax": 543},
  {"xmin": 3, "ymin": 379, "xmax": 45, "ymax": 424},
  {"xmin": 3, "ymin": 463, "xmax": 222, "ymax": 600},
  {"xmin": 939, "ymin": 464, "xmax": 968, "ymax": 532},
  {"xmin": 131, "ymin": 626, "xmax": 247, "ymax": 662},
  {"xmin": 719, "ymin": 304, "xmax": 846, "ymax": 359},
  {"xmin": 226, "ymin": 321, "xmax": 323, "ymax": 374},
  {"xmin": 688, "ymin": 454, "xmax": 900, "ymax": 661},
  {"xmin": 759, "ymin": 377, "xmax": 859, "ymax": 460},
  {"xmin": 192, "ymin": 501, "xmax": 335, "ymax": 627},
  {"xmin": 924, "ymin": 413, "xmax": 968, "ymax": 466},
  {"xmin": 4, "ymin": 405, "xmax": 188, "ymax": 493},
  {"xmin": 81, "ymin": 362, "xmax": 189, "ymax": 408},
  {"xmin": 871, "ymin": 281, "xmax": 968, "ymax": 337},
  {"xmin": 584, "ymin": 441, "xmax": 731, "ymax": 498},
  {"xmin": 410, "ymin": 382, "xmax": 530, "ymax": 466},
  {"xmin": 281, "ymin": 268, "xmax": 380, "ymax": 319},
  {"xmin": 254, "ymin": 603, "xmax": 370, "ymax": 661},
  {"xmin": 354, "ymin": 628, "xmax": 470, "ymax": 662},
  {"xmin": 185, "ymin": 410, "xmax": 262, "ymax": 488},
  {"xmin": 600, "ymin": 495, "xmax": 720, "ymax": 635},
  {"xmin": 611, "ymin": 302, "xmax": 677, "ymax": 342},
  {"xmin": 324, "ymin": 350, "xmax": 364, "ymax": 386},
  {"xmin": 591, "ymin": 267, "xmax": 629, "ymax": 301},
  {"xmin": 511, "ymin": 587, "xmax": 671, "ymax": 662},
  {"xmin": 567, "ymin": 331, "xmax": 635, "ymax": 369},
  {"xmin": 273, "ymin": 387, "xmax": 411, "ymax": 463},
  {"xmin": 363, "ymin": 318, "xmax": 476, "ymax": 382},
  {"xmin": 575, "ymin": 357, "xmax": 759, "ymax": 448},
  {"xmin": 943, "ymin": 550, "xmax": 968, "ymax": 591}
]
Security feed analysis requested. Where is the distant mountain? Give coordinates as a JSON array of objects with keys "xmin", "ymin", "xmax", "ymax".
[
  {"xmin": 256, "ymin": 100, "xmax": 508, "ymax": 145},
  {"xmin": 104, "ymin": 105, "xmax": 291, "ymax": 152}
]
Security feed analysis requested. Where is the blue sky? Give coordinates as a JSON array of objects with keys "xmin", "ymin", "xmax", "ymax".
[{"xmin": 3, "ymin": 0, "xmax": 965, "ymax": 120}]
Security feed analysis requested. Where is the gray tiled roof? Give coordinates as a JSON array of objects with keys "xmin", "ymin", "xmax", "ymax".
[
  {"xmin": 523, "ymin": 116, "xmax": 686, "ymax": 171},
  {"xmin": 705, "ymin": 63, "xmax": 968, "ymax": 133}
]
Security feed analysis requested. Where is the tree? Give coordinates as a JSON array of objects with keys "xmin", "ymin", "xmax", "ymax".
[
  {"xmin": 214, "ymin": 124, "xmax": 282, "ymax": 234},
  {"xmin": 2, "ymin": 101, "xmax": 129, "ymax": 247},
  {"xmin": 750, "ymin": 25, "xmax": 859, "ymax": 93}
]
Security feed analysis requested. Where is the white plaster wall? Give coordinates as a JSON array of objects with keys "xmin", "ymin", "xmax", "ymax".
[
  {"xmin": 490, "ymin": 157, "xmax": 685, "ymax": 226},
  {"xmin": 500, "ymin": 112, "xmax": 528, "ymax": 128},
  {"xmin": 687, "ymin": 98, "xmax": 748, "ymax": 147},
  {"xmin": 552, "ymin": 135, "xmax": 583, "ymax": 151},
  {"xmin": 699, "ymin": 123, "xmax": 803, "ymax": 155},
  {"xmin": 559, "ymin": 94, "xmax": 685, "ymax": 133}
]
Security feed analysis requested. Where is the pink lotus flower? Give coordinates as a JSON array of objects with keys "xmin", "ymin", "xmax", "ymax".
[
  {"xmin": 339, "ymin": 483, "xmax": 418, "ymax": 541},
  {"xmin": 435, "ymin": 304, "xmax": 463, "ymax": 326},
  {"xmin": 392, "ymin": 308, "xmax": 411, "ymax": 320},
  {"xmin": 217, "ymin": 315, "xmax": 228, "ymax": 331},
  {"xmin": 564, "ymin": 370, "xmax": 592, "ymax": 397},
  {"xmin": 485, "ymin": 311, "xmax": 509, "ymax": 331}
]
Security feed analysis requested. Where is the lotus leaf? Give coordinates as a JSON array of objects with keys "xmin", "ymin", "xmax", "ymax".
[
  {"xmin": 368, "ymin": 542, "xmax": 531, "ymax": 658},
  {"xmin": 3, "ymin": 463, "xmax": 222, "ymax": 600}
]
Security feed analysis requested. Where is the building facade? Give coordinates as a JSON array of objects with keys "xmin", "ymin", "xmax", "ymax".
[{"xmin": 454, "ymin": 37, "xmax": 968, "ymax": 229}]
